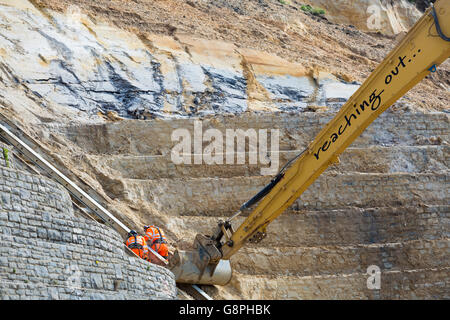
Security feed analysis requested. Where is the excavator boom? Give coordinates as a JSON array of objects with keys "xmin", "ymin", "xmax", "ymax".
[{"xmin": 170, "ymin": 0, "xmax": 450, "ymax": 285}]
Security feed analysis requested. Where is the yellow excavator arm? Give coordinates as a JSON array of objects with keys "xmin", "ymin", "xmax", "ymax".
[{"xmin": 169, "ymin": 0, "xmax": 450, "ymax": 285}]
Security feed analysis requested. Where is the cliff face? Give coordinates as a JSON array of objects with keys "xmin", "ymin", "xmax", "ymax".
[
  {"xmin": 2, "ymin": 0, "xmax": 448, "ymax": 124},
  {"xmin": 0, "ymin": 0, "xmax": 363, "ymax": 122}
]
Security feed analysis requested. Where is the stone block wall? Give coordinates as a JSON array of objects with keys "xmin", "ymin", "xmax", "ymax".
[{"xmin": 0, "ymin": 165, "xmax": 177, "ymax": 300}]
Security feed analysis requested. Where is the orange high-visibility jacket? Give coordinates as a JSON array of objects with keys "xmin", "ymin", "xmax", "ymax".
[
  {"xmin": 144, "ymin": 226, "xmax": 168, "ymax": 258},
  {"xmin": 125, "ymin": 235, "xmax": 148, "ymax": 260},
  {"xmin": 144, "ymin": 225, "xmax": 167, "ymax": 244}
]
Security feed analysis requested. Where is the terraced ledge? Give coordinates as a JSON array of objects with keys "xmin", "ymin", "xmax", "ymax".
[
  {"xmin": 231, "ymin": 267, "xmax": 450, "ymax": 299},
  {"xmin": 233, "ymin": 239, "xmax": 450, "ymax": 277},
  {"xmin": 121, "ymin": 172, "xmax": 448, "ymax": 215},
  {"xmin": 84, "ymin": 145, "xmax": 449, "ymax": 179},
  {"xmin": 168, "ymin": 205, "xmax": 449, "ymax": 248},
  {"xmin": 44, "ymin": 112, "xmax": 449, "ymax": 155}
]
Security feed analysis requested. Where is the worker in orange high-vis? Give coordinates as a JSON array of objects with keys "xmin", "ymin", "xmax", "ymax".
[
  {"xmin": 125, "ymin": 230, "xmax": 148, "ymax": 260},
  {"xmin": 143, "ymin": 225, "xmax": 169, "ymax": 261}
]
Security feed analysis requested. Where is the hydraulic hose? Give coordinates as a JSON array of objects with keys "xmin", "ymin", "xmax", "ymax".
[{"xmin": 431, "ymin": 5, "xmax": 450, "ymax": 42}]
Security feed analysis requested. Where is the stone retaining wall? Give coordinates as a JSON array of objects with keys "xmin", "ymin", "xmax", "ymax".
[{"xmin": 0, "ymin": 166, "xmax": 177, "ymax": 300}]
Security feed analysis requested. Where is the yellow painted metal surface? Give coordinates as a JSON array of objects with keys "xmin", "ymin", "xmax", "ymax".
[{"xmin": 222, "ymin": 0, "xmax": 450, "ymax": 259}]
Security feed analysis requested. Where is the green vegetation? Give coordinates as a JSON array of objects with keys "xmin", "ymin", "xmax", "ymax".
[
  {"xmin": 2, "ymin": 147, "xmax": 9, "ymax": 168},
  {"xmin": 278, "ymin": 0, "xmax": 287, "ymax": 4},
  {"xmin": 301, "ymin": 4, "xmax": 326, "ymax": 16}
]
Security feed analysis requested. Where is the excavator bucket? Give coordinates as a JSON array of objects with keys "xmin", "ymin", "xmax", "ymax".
[{"xmin": 168, "ymin": 249, "xmax": 232, "ymax": 285}]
